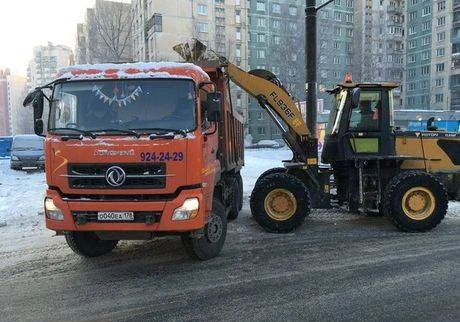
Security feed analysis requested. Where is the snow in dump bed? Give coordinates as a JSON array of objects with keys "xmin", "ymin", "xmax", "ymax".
[{"xmin": 56, "ymin": 62, "xmax": 210, "ymax": 82}]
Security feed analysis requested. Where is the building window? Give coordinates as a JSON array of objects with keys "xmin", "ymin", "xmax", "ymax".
[
  {"xmin": 257, "ymin": 112, "xmax": 264, "ymax": 120},
  {"xmin": 273, "ymin": 20, "xmax": 280, "ymax": 28},
  {"xmin": 436, "ymin": 63, "xmax": 445, "ymax": 72},
  {"xmin": 198, "ymin": 4, "xmax": 207, "ymax": 15},
  {"xmin": 333, "ymin": 57, "xmax": 339, "ymax": 64},
  {"xmin": 257, "ymin": 33, "xmax": 265, "ymax": 43},
  {"xmin": 408, "ymin": 40, "xmax": 417, "ymax": 49},
  {"xmin": 273, "ymin": 36, "xmax": 281, "ymax": 45},
  {"xmin": 272, "ymin": 3, "xmax": 281, "ymax": 14},
  {"xmin": 436, "ymin": 48, "xmax": 445, "ymax": 57},
  {"xmin": 257, "ymin": 17, "xmax": 266, "ymax": 27},
  {"xmin": 408, "ymin": 83, "xmax": 416, "ymax": 91},
  {"xmin": 437, "ymin": 32, "xmax": 445, "ymax": 42},
  {"xmin": 421, "ymin": 21, "xmax": 430, "ymax": 31},
  {"xmin": 196, "ymin": 22, "xmax": 208, "ymax": 33},
  {"xmin": 435, "ymin": 78, "xmax": 444, "ymax": 87},
  {"xmin": 256, "ymin": 0, "xmax": 266, "ymax": 11},
  {"xmin": 421, "ymin": 65, "xmax": 430, "ymax": 75},
  {"xmin": 438, "ymin": 1, "xmax": 446, "ymax": 11},
  {"xmin": 437, "ymin": 16, "xmax": 445, "ymax": 27},
  {"xmin": 289, "ymin": 6, "xmax": 297, "ymax": 16},
  {"xmin": 257, "ymin": 127, "xmax": 266, "ymax": 135},
  {"xmin": 408, "ymin": 54, "xmax": 416, "ymax": 63},
  {"xmin": 408, "ymin": 11, "xmax": 417, "ymax": 21},
  {"xmin": 421, "ymin": 36, "xmax": 430, "ymax": 46},
  {"xmin": 422, "ymin": 6, "xmax": 431, "ymax": 16},
  {"xmin": 408, "ymin": 69, "xmax": 416, "ymax": 78},
  {"xmin": 334, "ymin": 11, "xmax": 341, "ymax": 21},
  {"xmin": 421, "ymin": 51, "xmax": 430, "ymax": 60},
  {"xmin": 435, "ymin": 94, "xmax": 444, "ymax": 103},
  {"xmin": 257, "ymin": 49, "xmax": 265, "ymax": 59},
  {"xmin": 408, "ymin": 26, "xmax": 416, "ymax": 35}
]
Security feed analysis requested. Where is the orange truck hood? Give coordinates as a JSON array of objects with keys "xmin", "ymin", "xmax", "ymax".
[{"xmin": 45, "ymin": 134, "xmax": 202, "ymax": 195}]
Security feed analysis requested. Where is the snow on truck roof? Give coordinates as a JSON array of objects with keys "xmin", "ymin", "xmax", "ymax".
[{"xmin": 55, "ymin": 62, "xmax": 210, "ymax": 83}]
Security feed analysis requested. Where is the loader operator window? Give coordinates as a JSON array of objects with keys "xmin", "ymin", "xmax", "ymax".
[
  {"xmin": 49, "ymin": 79, "xmax": 196, "ymax": 135},
  {"xmin": 348, "ymin": 91, "xmax": 381, "ymax": 132}
]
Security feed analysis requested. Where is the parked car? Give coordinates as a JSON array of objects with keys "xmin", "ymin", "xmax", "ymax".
[{"xmin": 10, "ymin": 135, "xmax": 45, "ymax": 170}]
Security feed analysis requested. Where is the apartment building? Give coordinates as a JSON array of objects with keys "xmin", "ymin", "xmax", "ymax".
[
  {"xmin": 404, "ymin": 0, "xmax": 453, "ymax": 110},
  {"xmin": 27, "ymin": 43, "xmax": 74, "ymax": 89},
  {"xmin": 451, "ymin": 0, "xmax": 460, "ymax": 110},
  {"xmin": 0, "ymin": 70, "xmax": 9, "ymax": 136},
  {"xmin": 353, "ymin": 0, "xmax": 405, "ymax": 108},
  {"xmin": 131, "ymin": 0, "xmax": 249, "ymax": 118}
]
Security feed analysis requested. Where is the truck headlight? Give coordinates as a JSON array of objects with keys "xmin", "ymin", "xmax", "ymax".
[
  {"xmin": 11, "ymin": 155, "xmax": 19, "ymax": 161},
  {"xmin": 172, "ymin": 198, "xmax": 199, "ymax": 221},
  {"xmin": 45, "ymin": 198, "xmax": 64, "ymax": 221}
]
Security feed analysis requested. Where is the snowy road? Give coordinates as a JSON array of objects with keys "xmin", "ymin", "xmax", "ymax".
[{"xmin": 1, "ymin": 150, "xmax": 459, "ymax": 322}]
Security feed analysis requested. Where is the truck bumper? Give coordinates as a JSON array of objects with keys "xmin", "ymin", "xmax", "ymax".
[{"xmin": 45, "ymin": 188, "xmax": 206, "ymax": 233}]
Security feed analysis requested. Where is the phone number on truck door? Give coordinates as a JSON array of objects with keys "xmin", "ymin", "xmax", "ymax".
[{"xmin": 140, "ymin": 152, "xmax": 184, "ymax": 162}]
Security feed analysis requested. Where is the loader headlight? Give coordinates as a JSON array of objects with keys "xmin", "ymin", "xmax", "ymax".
[
  {"xmin": 172, "ymin": 198, "xmax": 199, "ymax": 221},
  {"xmin": 45, "ymin": 198, "xmax": 64, "ymax": 221},
  {"xmin": 11, "ymin": 155, "xmax": 19, "ymax": 161}
]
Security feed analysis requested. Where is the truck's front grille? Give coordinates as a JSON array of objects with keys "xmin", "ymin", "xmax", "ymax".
[
  {"xmin": 65, "ymin": 163, "xmax": 167, "ymax": 189},
  {"xmin": 72, "ymin": 211, "xmax": 162, "ymax": 225}
]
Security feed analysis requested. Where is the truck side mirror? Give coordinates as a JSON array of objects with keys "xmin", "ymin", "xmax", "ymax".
[
  {"xmin": 33, "ymin": 92, "xmax": 45, "ymax": 136},
  {"xmin": 351, "ymin": 88, "xmax": 361, "ymax": 108},
  {"xmin": 207, "ymin": 92, "xmax": 222, "ymax": 122}
]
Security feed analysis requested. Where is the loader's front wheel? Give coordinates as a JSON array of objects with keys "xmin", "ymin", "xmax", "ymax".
[
  {"xmin": 250, "ymin": 173, "xmax": 311, "ymax": 233},
  {"xmin": 383, "ymin": 171, "xmax": 448, "ymax": 232}
]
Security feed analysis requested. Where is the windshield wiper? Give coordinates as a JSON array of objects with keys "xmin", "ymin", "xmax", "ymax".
[
  {"xmin": 93, "ymin": 128, "xmax": 141, "ymax": 138},
  {"xmin": 48, "ymin": 127, "xmax": 96, "ymax": 139},
  {"xmin": 130, "ymin": 128, "xmax": 188, "ymax": 137}
]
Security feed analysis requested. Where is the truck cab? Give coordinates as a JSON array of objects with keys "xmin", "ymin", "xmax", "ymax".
[{"xmin": 26, "ymin": 62, "xmax": 244, "ymax": 260}]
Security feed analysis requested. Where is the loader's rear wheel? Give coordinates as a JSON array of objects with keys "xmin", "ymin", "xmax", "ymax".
[
  {"xmin": 250, "ymin": 172, "xmax": 311, "ymax": 233},
  {"xmin": 383, "ymin": 171, "xmax": 448, "ymax": 232}
]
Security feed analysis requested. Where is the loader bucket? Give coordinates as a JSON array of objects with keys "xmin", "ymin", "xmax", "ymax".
[{"xmin": 173, "ymin": 39, "xmax": 225, "ymax": 67}]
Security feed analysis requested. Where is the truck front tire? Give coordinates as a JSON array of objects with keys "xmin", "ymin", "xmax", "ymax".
[
  {"xmin": 65, "ymin": 232, "xmax": 118, "ymax": 257},
  {"xmin": 181, "ymin": 198, "xmax": 227, "ymax": 260}
]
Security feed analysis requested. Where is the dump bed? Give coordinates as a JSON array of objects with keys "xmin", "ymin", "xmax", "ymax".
[{"xmin": 205, "ymin": 67, "xmax": 244, "ymax": 172}]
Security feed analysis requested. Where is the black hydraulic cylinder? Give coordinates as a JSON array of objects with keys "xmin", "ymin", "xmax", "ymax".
[{"xmin": 305, "ymin": 0, "xmax": 317, "ymax": 139}]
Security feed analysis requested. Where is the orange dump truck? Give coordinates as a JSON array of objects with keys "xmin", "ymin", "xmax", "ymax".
[{"xmin": 24, "ymin": 62, "xmax": 244, "ymax": 260}]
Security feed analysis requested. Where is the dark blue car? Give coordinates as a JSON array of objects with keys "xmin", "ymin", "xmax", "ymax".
[{"xmin": 10, "ymin": 135, "xmax": 45, "ymax": 170}]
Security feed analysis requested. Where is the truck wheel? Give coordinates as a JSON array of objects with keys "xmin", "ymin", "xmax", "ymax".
[
  {"xmin": 181, "ymin": 198, "xmax": 227, "ymax": 260},
  {"xmin": 255, "ymin": 167, "xmax": 286, "ymax": 186},
  {"xmin": 250, "ymin": 172, "xmax": 311, "ymax": 233},
  {"xmin": 383, "ymin": 171, "xmax": 448, "ymax": 232},
  {"xmin": 236, "ymin": 172, "xmax": 243, "ymax": 211},
  {"xmin": 227, "ymin": 176, "xmax": 240, "ymax": 220},
  {"xmin": 65, "ymin": 232, "xmax": 118, "ymax": 257}
]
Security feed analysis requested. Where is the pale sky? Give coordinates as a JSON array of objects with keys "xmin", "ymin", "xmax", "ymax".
[{"xmin": 0, "ymin": 0, "xmax": 128, "ymax": 76}]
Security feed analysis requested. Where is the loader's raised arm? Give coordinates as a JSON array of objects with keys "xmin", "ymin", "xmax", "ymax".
[{"xmin": 224, "ymin": 63, "xmax": 310, "ymax": 138}]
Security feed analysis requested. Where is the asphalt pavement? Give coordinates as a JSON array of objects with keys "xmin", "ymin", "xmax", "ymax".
[{"xmin": 1, "ymin": 202, "xmax": 459, "ymax": 322}]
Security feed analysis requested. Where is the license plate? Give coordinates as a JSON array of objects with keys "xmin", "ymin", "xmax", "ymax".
[{"xmin": 97, "ymin": 212, "xmax": 134, "ymax": 221}]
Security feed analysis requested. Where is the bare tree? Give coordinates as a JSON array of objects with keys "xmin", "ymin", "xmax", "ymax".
[{"xmin": 87, "ymin": 0, "xmax": 134, "ymax": 63}]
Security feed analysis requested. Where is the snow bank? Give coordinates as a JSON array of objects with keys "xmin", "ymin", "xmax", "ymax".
[
  {"xmin": 0, "ymin": 160, "xmax": 46, "ymax": 234},
  {"xmin": 56, "ymin": 62, "xmax": 210, "ymax": 82},
  {"xmin": 241, "ymin": 148, "xmax": 292, "ymax": 196}
]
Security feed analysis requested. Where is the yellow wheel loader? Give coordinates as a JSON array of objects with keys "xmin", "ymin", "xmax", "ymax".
[{"xmin": 174, "ymin": 1, "xmax": 459, "ymax": 233}]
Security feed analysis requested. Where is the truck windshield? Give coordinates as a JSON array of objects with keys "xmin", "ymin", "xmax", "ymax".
[{"xmin": 49, "ymin": 79, "xmax": 196, "ymax": 135}]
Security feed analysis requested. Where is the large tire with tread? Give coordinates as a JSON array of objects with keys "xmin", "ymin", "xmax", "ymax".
[
  {"xmin": 236, "ymin": 172, "xmax": 243, "ymax": 211},
  {"xmin": 250, "ymin": 172, "xmax": 311, "ymax": 233},
  {"xmin": 255, "ymin": 167, "xmax": 286, "ymax": 187},
  {"xmin": 227, "ymin": 176, "xmax": 240, "ymax": 220},
  {"xmin": 181, "ymin": 198, "xmax": 227, "ymax": 260},
  {"xmin": 383, "ymin": 171, "xmax": 448, "ymax": 232},
  {"xmin": 65, "ymin": 232, "xmax": 118, "ymax": 257}
]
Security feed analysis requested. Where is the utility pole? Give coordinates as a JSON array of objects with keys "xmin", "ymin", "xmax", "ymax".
[
  {"xmin": 305, "ymin": 0, "xmax": 334, "ymax": 139},
  {"xmin": 305, "ymin": 0, "xmax": 317, "ymax": 138}
]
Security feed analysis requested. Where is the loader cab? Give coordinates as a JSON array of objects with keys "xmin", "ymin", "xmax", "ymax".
[{"xmin": 322, "ymin": 82, "xmax": 399, "ymax": 164}]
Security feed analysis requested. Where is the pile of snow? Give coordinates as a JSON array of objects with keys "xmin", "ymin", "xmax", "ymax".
[
  {"xmin": 241, "ymin": 148, "xmax": 292, "ymax": 196},
  {"xmin": 0, "ymin": 160, "xmax": 46, "ymax": 232},
  {"xmin": 56, "ymin": 62, "xmax": 210, "ymax": 82}
]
